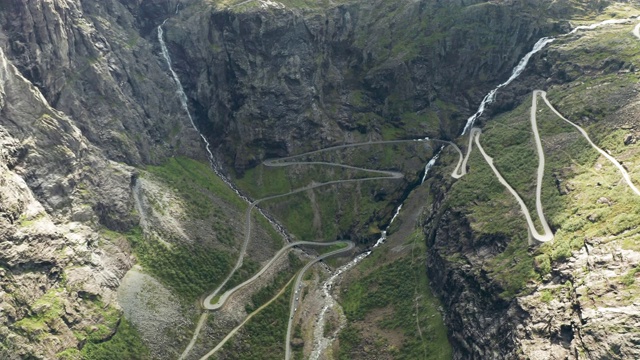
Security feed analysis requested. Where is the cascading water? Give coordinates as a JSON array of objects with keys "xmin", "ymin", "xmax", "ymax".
[
  {"xmin": 569, "ymin": 17, "xmax": 638, "ymax": 34},
  {"xmin": 157, "ymin": 23, "xmax": 218, "ymax": 173},
  {"xmin": 461, "ymin": 37, "xmax": 554, "ymax": 135},
  {"xmin": 311, "ymin": 15, "xmax": 640, "ymax": 357},
  {"xmin": 425, "ymin": 35, "xmax": 555, "ymax": 182},
  {"xmin": 421, "ymin": 149, "xmax": 442, "ymax": 184},
  {"xmin": 157, "ymin": 22, "xmax": 291, "ymax": 242},
  {"xmin": 309, "ymin": 204, "xmax": 402, "ymax": 359},
  {"xmin": 160, "ymin": 20, "xmax": 300, "ymax": 360},
  {"xmin": 461, "ymin": 15, "xmax": 640, "ymax": 135}
]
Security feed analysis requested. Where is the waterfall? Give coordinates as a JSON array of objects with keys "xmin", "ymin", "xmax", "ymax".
[
  {"xmin": 461, "ymin": 15, "xmax": 640, "ymax": 135},
  {"xmin": 569, "ymin": 17, "xmax": 638, "ymax": 34},
  {"xmin": 421, "ymin": 149, "xmax": 442, "ymax": 184},
  {"xmin": 157, "ymin": 23, "xmax": 217, "ymax": 168},
  {"xmin": 461, "ymin": 37, "xmax": 554, "ymax": 135},
  {"xmin": 157, "ymin": 22, "xmax": 292, "ymax": 242}
]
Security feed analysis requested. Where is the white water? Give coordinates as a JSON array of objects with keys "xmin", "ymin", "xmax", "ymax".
[
  {"xmin": 461, "ymin": 37, "xmax": 554, "ymax": 134},
  {"xmin": 310, "ymin": 203, "xmax": 402, "ymax": 359},
  {"xmin": 309, "ymin": 250, "xmax": 368, "ymax": 360},
  {"xmin": 388, "ymin": 204, "xmax": 403, "ymax": 230},
  {"xmin": 157, "ymin": 22, "xmax": 291, "ymax": 243},
  {"xmin": 158, "ymin": 23, "xmax": 217, "ymax": 171},
  {"xmin": 421, "ymin": 150, "xmax": 441, "ymax": 184},
  {"xmin": 462, "ymin": 15, "xmax": 640, "ymax": 135},
  {"xmin": 310, "ymin": 14, "xmax": 640, "ymax": 358},
  {"xmin": 569, "ymin": 17, "xmax": 637, "ymax": 34},
  {"xmin": 162, "ymin": 21, "xmax": 299, "ymax": 359}
]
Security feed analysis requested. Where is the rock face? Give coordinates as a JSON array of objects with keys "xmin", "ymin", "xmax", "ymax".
[
  {"xmin": 0, "ymin": 0, "xmax": 631, "ymax": 358},
  {"xmin": 0, "ymin": 0, "xmax": 201, "ymax": 357},
  {"xmin": 164, "ymin": 0, "xmax": 563, "ymax": 172},
  {"xmin": 426, "ymin": 198, "xmax": 640, "ymax": 360},
  {"xmin": 0, "ymin": 0, "xmax": 203, "ymax": 165},
  {"xmin": 0, "ymin": 41, "xmax": 136, "ymax": 357}
]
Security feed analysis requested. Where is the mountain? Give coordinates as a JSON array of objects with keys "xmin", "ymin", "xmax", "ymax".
[{"xmin": 0, "ymin": 0, "xmax": 639, "ymax": 359}]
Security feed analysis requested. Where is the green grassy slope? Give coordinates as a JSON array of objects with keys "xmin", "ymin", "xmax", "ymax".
[
  {"xmin": 444, "ymin": 18, "xmax": 640, "ymax": 298},
  {"xmin": 338, "ymin": 230, "xmax": 451, "ymax": 359}
]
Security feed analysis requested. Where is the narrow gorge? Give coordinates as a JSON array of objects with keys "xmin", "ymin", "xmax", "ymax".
[{"xmin": 1, "ymin": 1, "xmax": 640, "ymax": 360}]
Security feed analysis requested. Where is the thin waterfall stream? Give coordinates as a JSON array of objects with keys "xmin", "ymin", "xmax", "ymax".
[
  {"xmin": 309, "ymin": 16, "xmax": 640, "ymax": 357},
  {"xmin": 461, "ymin": 37, "xmax": 554, "ymax": 135},
  {"xmin": 157, "ymin": 21, "xmax": 290, "ymax": 241},
  {"xmin": 158, "ymin": 14, "xmax": 640, "ymax": 359}
]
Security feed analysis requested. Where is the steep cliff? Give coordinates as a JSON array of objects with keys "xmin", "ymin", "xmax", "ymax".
[
  {"xmin": 156, "ymin": 0, "xmax": 574, "ymax": 246},
  {"xmin": 0, "ymin": 0, "xmax": 233, "ymax": 358},
  {"xmin": 0, "ymin": 0, "xmax": 636, "ymax": 358},
  {"xmin": 163, "ymin": 0, "xmax": 565, "ymax": 171}
]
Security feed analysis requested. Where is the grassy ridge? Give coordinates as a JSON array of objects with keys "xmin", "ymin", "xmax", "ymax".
[
  {"xmin": 115, "ymin": 156, "xmax": 254, "ymax": 303},
  {"xmin": 53, "ymin": 298, "xmax": 150, "ymax": 360},
  {"xmin": 80, "ymin": 318, "xmax": 150, "ymax": 360},
  {"xmin": 146, "ymin": 156, "xmax": 247, "ymax": 215}
]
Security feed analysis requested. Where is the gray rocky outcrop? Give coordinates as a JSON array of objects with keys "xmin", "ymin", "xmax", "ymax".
[{"xmin": 0, "ymin": 0, "xmax": 631, "ymax": 358}]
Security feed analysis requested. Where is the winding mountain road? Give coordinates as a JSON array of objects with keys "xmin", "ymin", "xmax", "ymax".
[
  {"xmin": 200, "ymin": 241, "xmax": 354, "ymax": 360},
  {"xmin": 180, "ymin": 19, "xmax": 640, "ymax": 360},
  {"xmin": 284, "ymin": 242, "xmax": 355, "ymax": 360},
  {"xmin": 201, "ymin": 139, "xmax": 428, "ymax": 311},
  {"xmin": 538, "ymin": 91, "xmax": 640, "ymax": 196},
  {"xmin": 199, "ymin": 273, "xmax": 298, "ymax": 360},
  {"xmin": 204, "ymin": 241, "xmax": 354, "ymax": 310},
  {"xmin": 457, "ymin": 89, "xmax": 640, "ymax": 244},
  {"xmin": 182, "ymin": 89, "xmax": 640, "ymax": 358},
  {"xmin": 462, "ymin": 91, "xmax": 553, "ymax": 242},
  {"xmin": 181, "ymin": 139, "xmax": 445, "ymax": 359}
]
